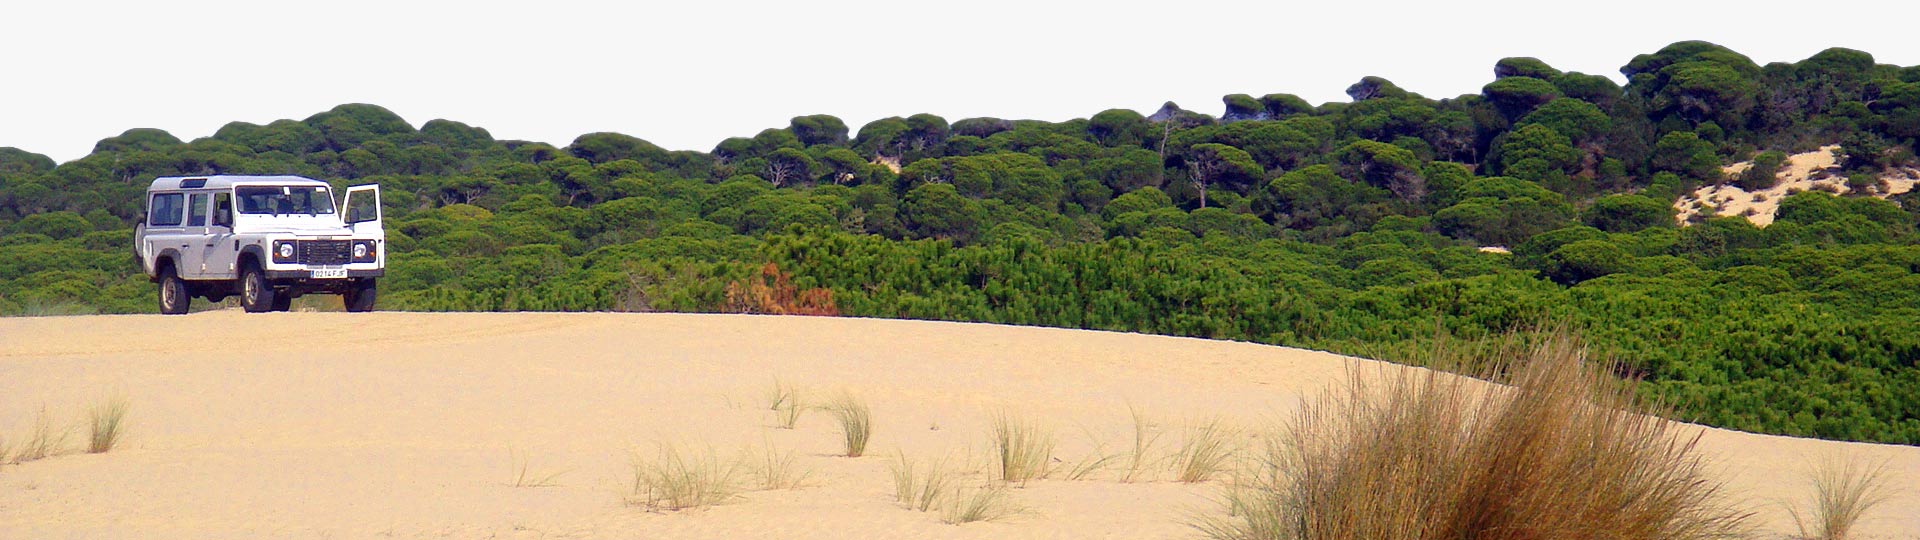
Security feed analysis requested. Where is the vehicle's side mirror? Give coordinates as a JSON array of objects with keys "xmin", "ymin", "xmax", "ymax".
[{"xmin": 213, "ymin": 204, "xmax": 233, "ymax": 228}]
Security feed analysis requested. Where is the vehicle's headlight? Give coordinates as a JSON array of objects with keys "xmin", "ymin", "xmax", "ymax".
[
  {"xmin": 273, "ymin": 241, "xmax": 296, "ymax": 262},
  {"xmin": 351, "ymin": 240, "xmax": 377, "ymax": 263}
]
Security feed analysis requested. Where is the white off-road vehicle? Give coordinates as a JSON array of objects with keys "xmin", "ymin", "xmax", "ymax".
[{"xmin": 135, "ymin": 175, "xmax": 384, "ymax": 314}]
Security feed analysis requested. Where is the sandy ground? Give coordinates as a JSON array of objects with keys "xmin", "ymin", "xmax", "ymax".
[
  {"xmin": 1, "ymin": 312, "xmax": 1916, "ymax": 539},
  {"xmin": 1677, "ymin": 145, "xmax": 1919, "ymax": 226}
]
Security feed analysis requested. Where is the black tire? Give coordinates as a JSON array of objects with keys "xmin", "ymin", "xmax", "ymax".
[
  {"xmin": 343, "ymin": 278, "xmax": 377, "ymax": 312},
  {"xmin": 272, "ymin": 294, "xmax": 293, "ymax": 312},
  {"xmin": 158, "ymin": 265, "xmax": 190, "ymax": 315},
  {"xmin": 240, "ymin": 264, "xmax": 277, "ymax": 313}
]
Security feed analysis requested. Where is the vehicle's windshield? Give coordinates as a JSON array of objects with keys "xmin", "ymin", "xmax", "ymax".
[{"xmin": 236, "ymin": 186, "xmax": 334, "ymax": 215}]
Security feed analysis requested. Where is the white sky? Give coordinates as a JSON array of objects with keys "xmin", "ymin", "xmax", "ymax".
[{"xmin": 4, "ymin": 0, "xmax": 1918, "ymax": 164}]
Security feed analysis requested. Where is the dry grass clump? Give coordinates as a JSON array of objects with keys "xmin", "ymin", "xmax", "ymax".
[
  {"xmin": 87, "ymin": 395, "xmax": 129, "ymax": 454},
  {"xmin": 1199, "ymin": 331, "xmax": 1750, "ymax": 540},
  {"xmin": 889, "ymin": 451, "xmax": 954, "ymax": 512},
  {"xmin": 628, "ymin": 444, "xmax": 743, "ymax": 511},
  {"xmin": 827, "ymin": 394, "xmax": 872, "ymax": 457},
  {"xmin": 943, "ymin": 483, "xmax": 1022, "ymax": 524},
  {"xmin": 1789, "ymin": 454, "xmax": 1896, "ymax": 540},
  {"xmin": 991, "ymin": 412, "xmax": 1055, "ymax": 484},
  {"xmin": 1171, "ymin": 418, "xmax": 1237, "ymax": 483},
  {"xmin": 890, "ymin": 451, "xmax": 1023, "ymax": 524},
  {"xmin": 11, "ymin": 406, "xmax": 66, "ymax": 464},
  {"xmin": 747, "ymin": 443, "xmax": 812, "ymax": 490}
]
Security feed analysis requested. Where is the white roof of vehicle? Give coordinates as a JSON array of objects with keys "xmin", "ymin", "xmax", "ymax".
[{"xmin": 147, "ymin": 175, "xmax": 331, "ymax": 192}]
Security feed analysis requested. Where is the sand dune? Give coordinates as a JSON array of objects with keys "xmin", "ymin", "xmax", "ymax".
[
  {"xmin": 1, "ymin": 312, "xmax": 1915, "ymax": 539},
  {"xmin": 1677, "ymin": 145, "xmax": 1920, "ymax": 226}
]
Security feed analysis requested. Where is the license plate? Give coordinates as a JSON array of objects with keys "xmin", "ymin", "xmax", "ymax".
[{"xmin": 310, "ymin": 268, "xmax": 347, "ymax": 279}]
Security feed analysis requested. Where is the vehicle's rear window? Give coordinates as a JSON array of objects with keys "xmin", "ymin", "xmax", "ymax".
[
  {"xmin": 237, "ymin": 186, "xmax": 334, "ymax": 215},
  {"xmin": 149, "ymin": 193, "xmax": 184, "ymax": 226}
]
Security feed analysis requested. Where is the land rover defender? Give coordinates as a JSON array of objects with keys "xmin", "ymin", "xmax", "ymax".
[{"xmin": 135, "ymin": 175, "xmax": 384, "ymax": 314}]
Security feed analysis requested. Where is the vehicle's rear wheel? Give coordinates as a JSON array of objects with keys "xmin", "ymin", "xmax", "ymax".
[
  {"xmin": 272, "ymin": 294, "xmax": 293, "ymax": 312},
  {"xmin": 240, "ymin": 264, "xmax": 276, "ymax": 313},
  {"xmin": 343, "ymin": 278, "xmax": 377, "ymax": 313},
  {"xmin": 158, "ymin": 265, "xmax": 189, "ymax": 315}
]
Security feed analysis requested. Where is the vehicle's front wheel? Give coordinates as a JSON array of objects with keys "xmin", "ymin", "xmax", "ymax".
[
  {"xmin": 158, "ymin": 266, "xmax": 190, "ymax": 315},
  {"xmin": 343, "ymin": 278, "xmax": 377, "ymax": 313},
  {"xmin": 240, "ymin": 264, "xmax": 277, "ymax": 313}
]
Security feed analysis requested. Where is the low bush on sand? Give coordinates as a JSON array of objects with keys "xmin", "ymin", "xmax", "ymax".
[{"xmin": 1198, "ymin": 332, "xmax": 1750, "ymax": 540}]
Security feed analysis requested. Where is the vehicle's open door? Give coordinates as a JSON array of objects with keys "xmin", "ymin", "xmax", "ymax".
[{"xmin": 344, "ymin": 184, "xmax": 382, "ymax": 234}]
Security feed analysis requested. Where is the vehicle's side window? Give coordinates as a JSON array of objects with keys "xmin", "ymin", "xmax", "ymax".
[
  {"xmin": 212, "ymin": 193, "xmax": 233, "ymax": 228},
  {"xmin": 187, "ymin": 193, "xmax": 209, "ymax": 227},
  {"xmin": 149, "ymin": 193, "xmax": 184, "ymax": 227}
]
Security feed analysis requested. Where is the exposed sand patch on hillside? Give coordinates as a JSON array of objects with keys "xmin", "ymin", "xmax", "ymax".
[
  {"xmin": 1, "ymin": 312, "xmax": 1915, "ymax": 539},
  {"xmin": 1676, "ymin": 145, "xmax": 1919, "ymax": 226}
]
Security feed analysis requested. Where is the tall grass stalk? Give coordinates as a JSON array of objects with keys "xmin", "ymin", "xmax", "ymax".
[
  {"xmin": 1790, "ymin": 454, "xmax": 1896, "ymax": 540},
  {"xmin": 991, "ymin": 412, "xmax": 1055, "ymax": 485},
  {"xmin": 827, "ymin": 394, "xmax": 872, "ymax": 457},
  {"xmin": 628, "ymin": 444, "xmax": 743, "ymax": 511},
  {"xmin": 87, "ymin": 395, "xmax": 129, "ymax": 454},
  {"xmin": 1197, "ymin": 331, "xmax": 1750, "ymax": 540}
]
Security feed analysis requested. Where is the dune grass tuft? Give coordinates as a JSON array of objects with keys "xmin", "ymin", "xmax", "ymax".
[
  {"xmin": 1197, "ymin": 331, "xmax": 1750, "ymax": 540},
  {"xmin": 991, "ymin": 412, "xmax": 1055, "ymax": 485},
  {"xmin": 942, "ymin": 483, "xmax": 1022, "ymax": 524},
  {"xmin": 1062, "ymin": 443, "xmax": 1119, "ymax": 481},
  {"xmin": 826, "ymin": 394, "xmax": 872, "ymax": 457},
  {"xmin": 1171, "ymin": 418, "xmax": 1237, "ymax": 483},
  {"xmin": 766, "ymin": 378, "xmax": 807, "ymax": 429},
  {"xmin": 87, "ymin": 395, "xmax": 129, "ymax": 454},
  {"xmin": 889, "ymin": 451, "xmax": 954, "ymax": 512},
  {"xmin": 1790, "ymin": 454, "xmax": 1896, "ymax": 540},
  {"xmin": 628, "ymin": 444, "xmax": 743, "ymax": 511},
  {"xmin": 1121, "ymin": 404, "xmax": 1164, "ymax": 483},
  {"xmin": 506, "ymin": 447, "xmax": 566, "ymax": 487},
  {"xmin": 11, "ymin": 405, "xmax": 65, "ymax": 464},
  {"xmin": 747, "ymin": 443, "xmax": 812, "ymax": 490},
  {"xmin": 775, "ymin": 389, "xmax": 805, "ymax": 430}
]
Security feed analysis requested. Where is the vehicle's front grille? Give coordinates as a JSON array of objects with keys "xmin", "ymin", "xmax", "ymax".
[{"xmin": 297, "ymin": 240, "xmax": 351, "ymax": 265}]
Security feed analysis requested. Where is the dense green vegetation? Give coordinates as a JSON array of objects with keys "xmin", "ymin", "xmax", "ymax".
[{"xmin": 3, "ymin": 41, "xmax": 1918, "ymax": 443}]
